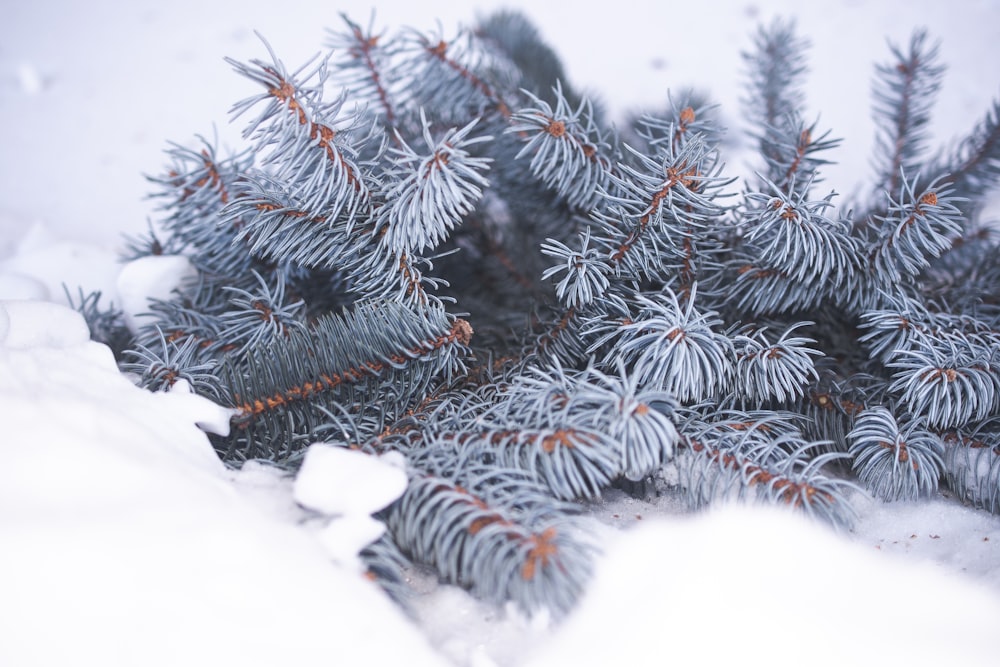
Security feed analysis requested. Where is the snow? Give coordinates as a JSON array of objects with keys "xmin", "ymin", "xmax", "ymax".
[
  {"xmin": 293, "ymin": 444, "xmax": 409, "ymax": 571},
  {"xmin": 116, "ymin": 254, "xmax": 197, "ymax": 332},
  {"xmin": 0, "ymin": 228, "xmax": 121, "ymax": 307},
  {"xmin": 294, "ymin": 444, "xmax": 409, "ymax": 517},
  {"xmin": 0, "ymin": 301, "xmax": 445, "ymax": 667},
  {"xmin": 0, "ymin": 298, "xmax": 91, "ymax": 348},
  {"xmin": 2, "ymin": 2, "xmax": 1000, "ymax": 666},
  {"xmin": 0, "ymin": 270, "xmax": 49, "ymax": 301},
  {"xmin": 522, "ymin": 505, "xmax": 1000, "ymax": 666}
]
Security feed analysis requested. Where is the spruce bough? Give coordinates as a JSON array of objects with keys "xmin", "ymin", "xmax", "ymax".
[{"xmin": 84, "ymin": 12, "xmax": 1000, "ymax": 616}]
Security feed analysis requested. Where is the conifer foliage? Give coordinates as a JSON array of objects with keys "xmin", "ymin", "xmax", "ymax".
[{"xmin": 99, "ymin": 12, "xmax": 1000, "ymax": 616}]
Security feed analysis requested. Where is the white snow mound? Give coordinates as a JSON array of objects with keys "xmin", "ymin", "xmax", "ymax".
[
  {"xmin": 294, "ymin": 444, "xmax": 409, "ymax": 516},
  {"xmin": 117, "ymin": 254, "xmax": 197, "ymax": 332},
  {"xmin": 0, "ymin": 301, "xmax": 446, "ymax": 667},
  {"xmin": 524, "ymin": 504, "xmax": 1000, "ymax": 667}
]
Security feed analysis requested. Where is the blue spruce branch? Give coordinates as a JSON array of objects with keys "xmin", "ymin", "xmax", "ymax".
[{"xmin": 100, "ymin": 11, "xmax": 1000, "ymax": 618}]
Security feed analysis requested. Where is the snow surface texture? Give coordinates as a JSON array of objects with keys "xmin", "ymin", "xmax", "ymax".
[
  {"xmin": 117, "ymin": 255, "xmax": 197, "ymax": 332},
  {"xmin": 2, "ymin": 1, "xmax": 1000, "ymax": 666},
  {"xmin": 294, "ymin": 444, "xmax": 409, "ymax": 572},
  {"xmin": 525, "ymin": 505, "xmax": 1000, "ymax": 666},
  {"xmin": 0, "ymin": 300, "xmax": 445, "ymax": 667}
]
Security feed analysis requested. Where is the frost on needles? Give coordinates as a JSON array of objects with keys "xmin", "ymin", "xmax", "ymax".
[{"xmin": 84, "ymin": 12, "xmax": 1000, "ymax": 617}]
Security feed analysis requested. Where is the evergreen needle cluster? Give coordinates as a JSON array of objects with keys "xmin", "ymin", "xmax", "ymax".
[{"xmin": 79, "ymin": 11, "xmax": 1000, "ymax": 616}]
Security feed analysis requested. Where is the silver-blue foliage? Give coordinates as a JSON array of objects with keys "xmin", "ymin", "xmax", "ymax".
[{"xmin": 82, "ymin": 11, "xmax": 1000, "ymax": 618}]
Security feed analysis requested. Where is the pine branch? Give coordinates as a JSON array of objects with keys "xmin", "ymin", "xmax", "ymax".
[
  {"xmin": 847, "ymin": 407, "xmax": 944, "ymax": 501},
  {"xmin": 222, "ymin": 172, "xmax": 359, "ymax": 269},
  {"xmin": 587, "ymin": 286, "xmax": 734, "ymax": 403},
  {"xmin": 742, "ymin": 18, "xmax": 809, "ymax": 133},
  {"xmin": 219, "ymin": 301, "xmax": 471, "ymax": 461},
  {"xmin": 387, "ymin": 449, "xmax": 592, "ymax": 616},
  {"xmin": 64, "ymin": 288, "xmax": 131, "ymax": 361},
  {"xmin": 540, "ymin": 229, "xmax": 612, "ymax": 309},
  {"xmin": 121, "ymin": 329, "xmax": 222, "ymax": 398},
  {"xmin": 218, "ymin": 271, "xmax": 307, "ymax": 357},
  {"xmin": 887, "ymin": 342, "xmax": 1000, "ymax": 430},
  {"xmin": 489, "ymin": 360, "xmax": 679, "ymax": 489},
  {"xmin": 428, "ymin": 427, "xmax": 619, "ymax": 501},
  {"xmin": 732, "ymin": 322, "xmax": 822, "ymax": 405},
  {"xmin": 727, "ymin": 180, "xmax": 862, "ymax": 315},
  {"xmin": 227, "ymin": 42, "xmax": 375, "ymax": 217},
  {"xmin": 554, "ymin": 362, "xmax": 679, "ymax": 481},
  {"xmin": 742, "ymin": 18, "xmax": 814, "ymax": 184},
  {"xmin": 679, "ymin": 416, "xmax": 857, "ymax": 528},
  {"xmin": 398, "ymin": 24, "xmax": 515, "ymax": 123},
  {"xmin": 631, "ymin": 97, "xmax": 723, "ymax": 156},
  {"xmin": 146, "ymin": 139, "xmax": 256, "ymax": 277},
  {"xmin": 509, "ymin": 85, "xmax": 616, "ymax": 211},
  {"xmin": 600, "ymin": 135, "xmax": 729, "ymax": 283},
  {"xmin": 376, "ymin": 113, "xmax": 492, "ymax": 254},
  {"xmin": 326, "ymin": 13, "xmax": 403, "ymax": 132},
  {"xmin": 859, "ymin": 291, "xmax": 1000, "ymax": 366},
  {"xmin": 866, "ymin": 175, "xmax": 964, "ymax": 285},
  {"xmin": 870, "ymin": 29, "xmax": 944, "ymax": 196},
  {"xmin": 113, "ymin": 11, "xmax": 1000, "ymax": 621},
  {"xmin": 942, "ymin": 418, "xmax": 1000, "ymax": 512},
  {"xmin": 128, "ymin": 275, "xmax": 240, "ymax": 362}
]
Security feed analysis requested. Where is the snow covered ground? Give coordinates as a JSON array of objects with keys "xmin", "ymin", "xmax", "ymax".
[{"xmin": 2, "ymin": 1, "xmax": 1000, "ymax": 665}]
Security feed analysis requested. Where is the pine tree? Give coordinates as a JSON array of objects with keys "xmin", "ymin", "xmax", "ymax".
[{"xmin": 88, "ymin": 11, "xmax": 1000, "ymax": 617}]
